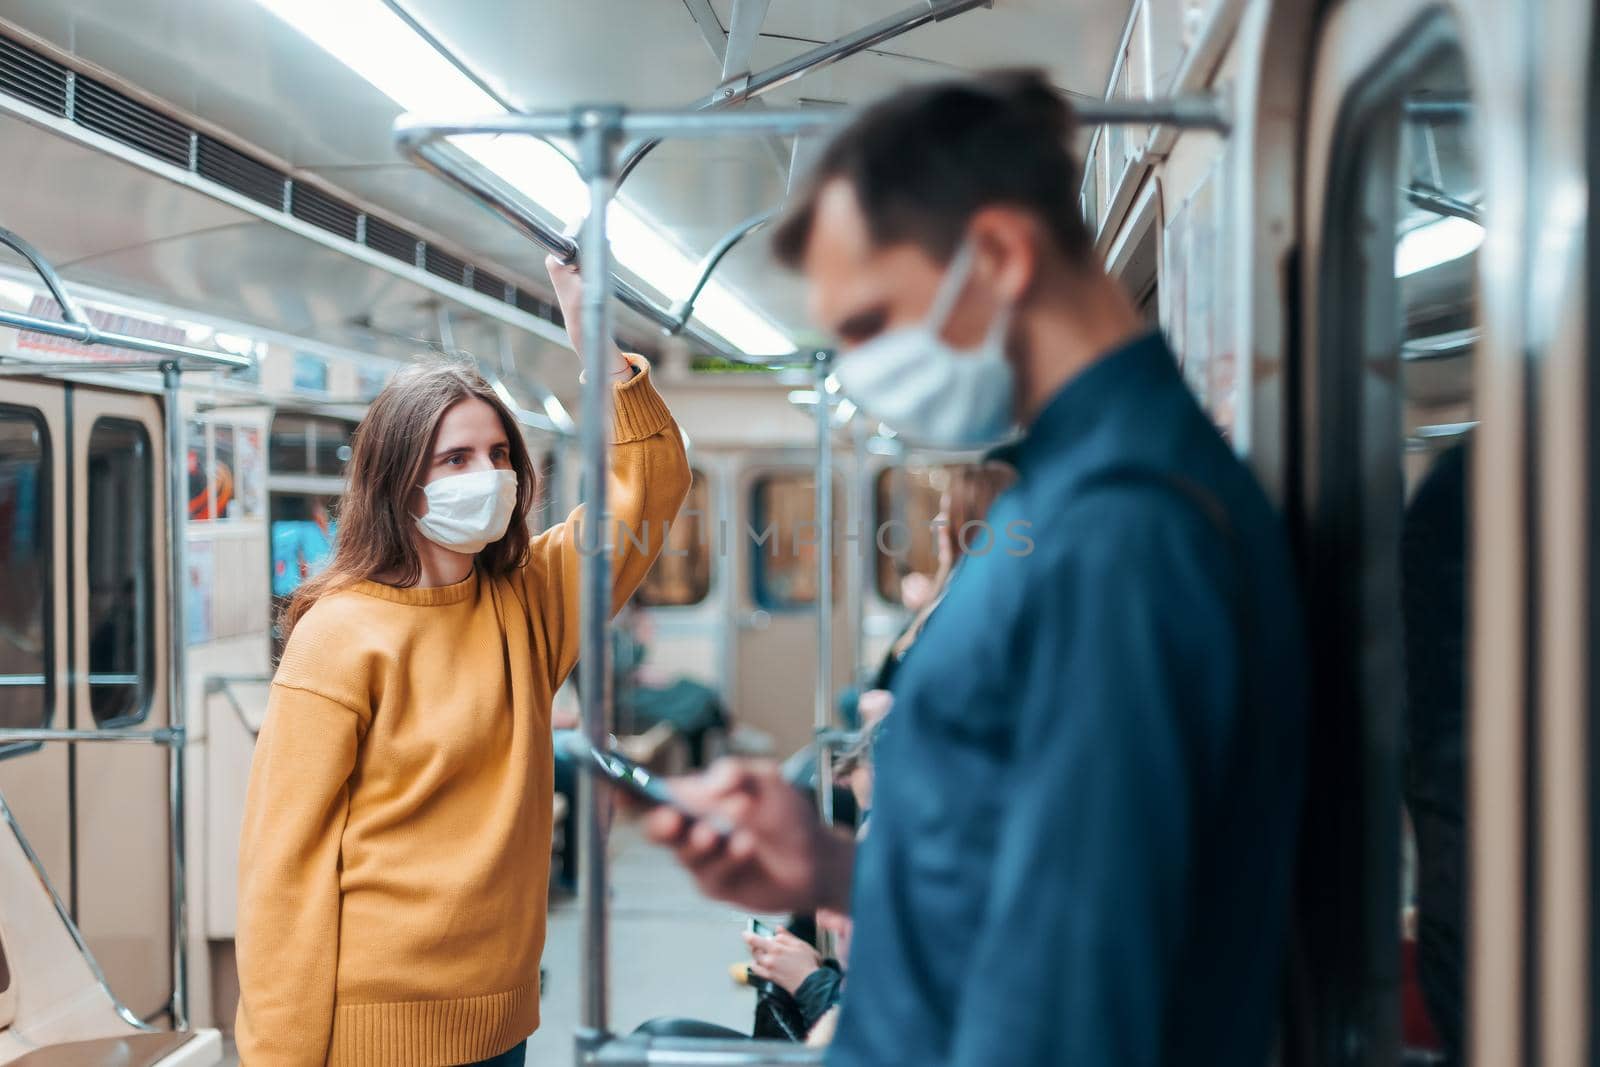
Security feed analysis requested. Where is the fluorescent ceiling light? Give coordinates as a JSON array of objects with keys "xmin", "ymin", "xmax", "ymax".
[
  {"xmin": 255, "ymin": 0, "xmax": 795, "ymax": 355},
  {"xmin": 1395, "ymin": 216, "xmax": 1484, "ymax": 277},
  {"xmin": 0, "ymin": 278, "xmax": 35, "ymax": 307}
]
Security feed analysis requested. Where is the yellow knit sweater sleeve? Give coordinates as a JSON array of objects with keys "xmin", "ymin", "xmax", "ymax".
[
  {"xmin": 236, "ymin": 641, "xmax": 370, "ymax": 1065},
  {"xmin": 523, "ymin": 354, "xmax": 692, "ymax": 688}
]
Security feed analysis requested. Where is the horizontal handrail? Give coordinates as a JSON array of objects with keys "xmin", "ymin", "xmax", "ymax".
[
  {"xmin": 204, "ymin": 673, "xmax": 274, "ymax": 739},
  {"xmin": 393, "ymin": 138, "xmax": 794, "ymax": 367},
  {"xmin": 0, "ymin": 226, "xmax": 253, "ymax": 371},
  {"xmin": 613, "ymin": 0, "xmax": 994, "ymax": 188},
  {"xmin": 588, "ymin": 1037, "xmax": 827, "ymax": 1066},
  {"xmin": 0, "ymin": 726, "xmax": 181, "ymax": 745}
]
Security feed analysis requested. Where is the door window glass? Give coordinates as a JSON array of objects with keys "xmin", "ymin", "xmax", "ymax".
[
  {"xmin": 637, "ymin": 470, "xmax": 711, "ymax": 607},
  {"xmin": 750, "ymin": 472, "xmax": 841, "ymax": 610},
  {"xmin": 86, "ymin": 418, "xmax": 155, "ymax": 726},
  {"xmin": 0, "ymin": 407, "xmax": 51, "ymax": 736},
  {"xmin": 874, "ymin": 467, "xmax": 943, "ymax": 602},
  {"xmin": 268, "ymin": 493, "xmax": 337, "ymax": 662},
  {"xmin": 1323, "ymin": 42, "xmax": 1477, "ymax": 1064}
]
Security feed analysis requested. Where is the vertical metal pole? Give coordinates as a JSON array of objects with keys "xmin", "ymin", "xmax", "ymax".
[
  {"xmin": 813, "ymin": 353, "xmax": 835, "ymax": 830},
  {"xmin": 813, "ymin": 354, "xmax": 836, "ymax": 963},
  {"xmin": 847, "ymin": 418, "xmax": 868, "ymax": 683},
  {"xmin": 575, "ymin": 108, "xmax": 620, "ymax": 1058},
  {"xmin": 160, "ymin": 362, "xmax": 189, "ymax": 1030}
]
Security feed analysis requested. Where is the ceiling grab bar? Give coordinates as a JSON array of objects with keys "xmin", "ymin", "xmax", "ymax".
[
  {"xmin": 612, "ymin": 0, "xmax": 995, "ymax": 191},
  {"xmin": 0, "ymin": 227, "xmax": 254, "ymax": 372},
  {"xmin": 393, "ymin": 91, "xmax": 1228, "ymax": 364},
  {"xmin": 666, "ymin": 209, "xmax": 777, "ymax": 335},
  {"xmin": 397, "ymin": 135, "xmax": 802, "ymax": 368}
]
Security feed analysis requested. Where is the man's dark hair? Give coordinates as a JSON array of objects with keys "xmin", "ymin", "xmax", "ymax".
[{"xmin": 772, "ymin": 68, "xmax": 1092, "ymax": 269}]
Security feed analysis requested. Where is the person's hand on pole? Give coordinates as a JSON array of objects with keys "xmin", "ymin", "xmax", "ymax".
[{"xmin": 545, "ymin": 254, "xmax": 632, "ymax": 379}]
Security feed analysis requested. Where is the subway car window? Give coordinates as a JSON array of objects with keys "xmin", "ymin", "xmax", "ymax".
[
  {"xmin": 750, "ymin": 471, "xmax": 840, "ymax": 610},
  {"xmin": 873, "ymin": 466, "xmax": 943, "ymax": 602},
  {"xmin": 86, "ymin": 417, "xmax": 155, "ymax": 727},
  {"xmin": 269, "ymin": 413, "xmax": 355, "ymax": 476},
  {"xmin": 268, "ymin": 492, "xmax": 335, "ymax": 661},
  {"xmin": 1323, "ymin": 43, "xmax": 1478, "ymax": 1064},
  {"xmin": 637, "ymin": 469, "xmax": 710, "ymax": 607},
  {"xmin": 0, "ymin": 407, "xmax": 51, "ymax": 734},
  {"xmin": 1395, "ymin": 52, "xmax": 1477, "ymax": 1064}
]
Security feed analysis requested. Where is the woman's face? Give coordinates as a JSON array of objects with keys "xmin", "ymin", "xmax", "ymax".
[{"xmin": 411, "ymin": 397, "xmax": 514, "ymax": 517}]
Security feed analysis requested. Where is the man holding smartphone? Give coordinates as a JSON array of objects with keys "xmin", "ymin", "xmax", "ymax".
[{"xmin": 644, "ymin": 69, "xmax": 1308, "ymax": 1067}]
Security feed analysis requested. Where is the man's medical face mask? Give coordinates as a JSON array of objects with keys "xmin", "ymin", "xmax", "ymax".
[
  {"xmin": 414, "ymin": 468, "xmax": 518, "ymax": 555},
  {"xmin": 830, "ymin": 241, "xmax": 1017, "ymax": 449}
]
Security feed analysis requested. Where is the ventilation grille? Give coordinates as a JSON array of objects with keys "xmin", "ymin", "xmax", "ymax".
[
  {"xmin": 516, "ymin": 288, "xmax": 561, "ymax": 327},
  {"xmin": 0, "ymin": 30, "xmax": 591, "ymax": 341},
  {"xmin": 290, "ymin": 184, "xmax": 360, "ymax": 242},
  {"xmin": 424, "ymin": 246, "xmax": 466, "ymax": 286},
  {"xmin": 73, "ymin": 78, "xmax": 190, "ymax": 167},
  {"xmin": 197, "ymin": 135, "xmax": 285, "ymax": 210},
  {"xmin": 0, "ymin": 35, "xmax": 67, "ymax": 115},
  {"xmin": 363, "ymin": 215, "xmax": 421, "ymax": 266},
  {"xmin": 472, "ymin": 268, "xmax": 507, "ymax": 300}
]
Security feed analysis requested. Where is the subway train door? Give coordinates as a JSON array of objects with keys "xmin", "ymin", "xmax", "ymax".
[
  {"xmin": 0, "ymin": 380, "xmax": 170, "ymax": 1022},
  {"xmin": 732, "ymin": 459, "xmax": 850, "ymax": 759},
  {"xmin": 1294, "ymin": 4, "xmax": 1495, "ymax": 1064}
]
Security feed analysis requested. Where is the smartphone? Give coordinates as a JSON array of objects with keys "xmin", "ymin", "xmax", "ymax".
[
  {"xmin": 558, "ymin": 734, "xmax": 723, "ymax": 832},
  {"xmin": 747, "ymin": 918, "xmax": 775, "ymax": 938}
]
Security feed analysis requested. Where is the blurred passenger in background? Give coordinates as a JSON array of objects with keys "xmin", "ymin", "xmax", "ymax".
[
  {"xmin": 646, "ymin": 68, "xmax": 1308, "ymax": 1067},
  {"xmin": 850, "ymin": 461, "xmax": 1014, "ymax": 729}
]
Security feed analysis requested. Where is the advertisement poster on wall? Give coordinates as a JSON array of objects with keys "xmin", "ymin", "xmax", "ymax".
[
  {"xmin": 236, "ymin": 426, "xmax": 264, "ymax": 519},
  {"xmin": 1164, "ymin": 155, "xmax": 1240, "ymax": 441},
  {"xmin": 1163, "ymin": 196, "xmax": 1188, "ymax": 371},
  {"xmin": 1183, "ymin": 174, "xmax": 1216, "ymax": 415},
  {"xmin": 1208, "ymin": 153, "xmax": 1240, "ymax": 442}
]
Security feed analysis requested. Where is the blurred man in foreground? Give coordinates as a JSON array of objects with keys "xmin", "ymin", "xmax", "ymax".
[{"xmin": 646, "ymin": 70, "xmax": 1308, "ymax": 1066}]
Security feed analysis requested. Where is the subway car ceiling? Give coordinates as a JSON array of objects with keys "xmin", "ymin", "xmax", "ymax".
[{"xmin": 0, "ymin": 0, "xmax": 1143, "ymax": 388}]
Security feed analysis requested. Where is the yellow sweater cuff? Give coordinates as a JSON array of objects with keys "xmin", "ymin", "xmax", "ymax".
[{"xmin": 612, "ymin": 354, "xmax": 674, "ymax": 444}]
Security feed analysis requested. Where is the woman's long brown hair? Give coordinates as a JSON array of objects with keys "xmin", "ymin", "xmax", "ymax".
[{"xmin": 283, "ymin": 358, "xmax": 539, "ymax": 635}]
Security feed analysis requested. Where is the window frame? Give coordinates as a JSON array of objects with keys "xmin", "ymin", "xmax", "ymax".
[
  {"xmin": 748, "ymin": 469, "xmax": 842, "ymax": 613},
  {"xmin": 635, "ymin": 467, "xmax": 713, "ymax": 609},
  {"xmin": 84, "ymin": 415, "xmax": 157, "ymax": 730},
  {"xmin": 0, "ymin": 403, "xmax": 54, "ymax": 759},
  {"xmin": 1298, "ymin": 16, "xmax": 1472, "ymax": 1063}
]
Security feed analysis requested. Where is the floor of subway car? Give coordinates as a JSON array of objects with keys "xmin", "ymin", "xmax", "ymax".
[
  {"xmin": 221, "ymin": 822, "xmax": 758, "ymax": 1066},
  {"xmin": 528, "ymin": 821, "xmax": 759, "ymax": 1062}
]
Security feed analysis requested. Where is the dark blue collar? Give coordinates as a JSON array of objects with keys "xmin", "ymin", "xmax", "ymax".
[{"xmin": 991, "ymin": 330, "xmax": 1175, "ymax": 477}]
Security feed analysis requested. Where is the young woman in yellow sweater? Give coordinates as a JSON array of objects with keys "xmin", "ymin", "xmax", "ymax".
[{"xmin": 235, "ymin": 259, "xmax": 691, "ymax": 1066}]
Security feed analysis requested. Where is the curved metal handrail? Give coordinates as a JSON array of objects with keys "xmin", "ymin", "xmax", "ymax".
[
  {"xmin": 0, "ymin": 790, "xmax": 160, "ymax": 1034},
  {"xmin": 666, "ymin": 209, "xmax": 777, "ymax": 334}
]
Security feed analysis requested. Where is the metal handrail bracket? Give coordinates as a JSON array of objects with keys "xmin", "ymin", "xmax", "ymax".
[{"xmin": 0, "ymin": 789, "xmax": 159, "ymax": 1034}]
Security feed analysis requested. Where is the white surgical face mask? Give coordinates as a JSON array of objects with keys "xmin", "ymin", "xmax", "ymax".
[
  {"xmin": 414, "ymin": 468, "xmax": 518, "ymax": 555},
  {"xmin": 831, "ymin": 242, "xmax": 1017, "ymax": 449}
]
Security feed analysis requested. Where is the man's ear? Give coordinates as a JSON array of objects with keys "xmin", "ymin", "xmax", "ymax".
[{"xmin": 967, "ymin": 206, "xmax": 1041, "ymax": 304}]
